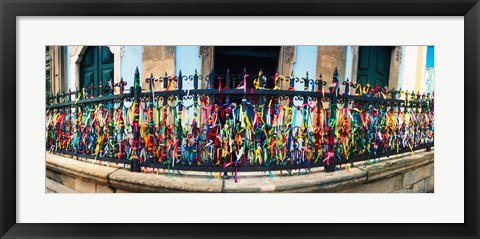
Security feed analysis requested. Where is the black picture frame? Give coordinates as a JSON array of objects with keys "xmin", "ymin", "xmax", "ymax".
[{"xmin": 1, "ymin": 0, "xmax": 478, "ymax": 238}]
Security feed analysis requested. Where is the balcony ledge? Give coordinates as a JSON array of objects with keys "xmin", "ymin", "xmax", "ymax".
[{"xmin": 46, "ymin": 150, "xmax": 434, "ymax": 193}]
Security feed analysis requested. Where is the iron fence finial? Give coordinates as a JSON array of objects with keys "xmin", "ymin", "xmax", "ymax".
[{"xmin": 178, "ymin": 70, "xmax": 183, "ymax": 90}]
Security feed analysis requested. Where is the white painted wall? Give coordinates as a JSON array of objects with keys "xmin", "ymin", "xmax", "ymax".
[
  {"xmin": 397, "ymin": 47, "xmax": 406, "ymax": 89},
  {"xmin": 418, "ymin": 47, "xmax": 428, "ymax": 93},
  {"xmin": 345, "ymin": 46, "xmax": 353, "ymax": 81},
  {"xmin": 65, "ymin": 46, "xmax": 71, "ymax": 91},
  {"xmin": 399, "ymin": 46, "xmax": 420, "ymax": 92}
]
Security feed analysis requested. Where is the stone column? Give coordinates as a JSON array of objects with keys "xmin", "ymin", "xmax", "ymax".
[
  {"xmin": 50, "ymin": 46, "xmax": 67, "ymax": 95},
  {"xmin": 351, "ymin": 46, "xmax": 359, "ymax": 84},
  {"xmin": 199, "ymin": 46, "xmax": 214, "ymax": 90},
  {"xmin": 388, "ymin": 46, "xmax": 402, "ymax": 89},
  {"xmin": 277, "ymin": 46, "xmax": 296, "ymax": 89},
  {"xmin": 49, "ymin": 46, "xmax": 56, "ymax": 95},
  {"xmin": 108, "ymin": 46, "xmax": 123, "ymax": 86},
  {"xmin": 315, "ymin": 46, "xmax": 347, "ymax": 87},
  {"xmin": 141, "ymin": 46, "xmax": 176, "ymax": 92}
]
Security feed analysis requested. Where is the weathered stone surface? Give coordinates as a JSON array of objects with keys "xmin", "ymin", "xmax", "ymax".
[
  {"xmin": 316, "ymin": 46, "xmax": 346, "ymax": 86},
  {"xmin": 412, "ymin": 180, "xmax": 426, "ymax": 193},
  {"xmin": 388, "ymin": 46, "xmax": 402, "ymax": 89},
  {"xmin": 141, "ymin": 46, "xmax": 176, "ymax": 92},
  {"xmin": 109, "ymin": 169, "xmax": 223, "ymax": 193},
  {"xmin": 75, "ymin": 179, "xmax": 97, "ymax": 193},
  {"xmin": 46, "ymin": 153, "xmax": 118, "ymax": 185},
  {"xmin": 403, "ymin": 163, "xmax": 434, "ymax": 187},
  {"xmin": 222, "ymin": 177, "xmax": 276, "ymax": 193},
  {"xmin": 199, "ymin": 46, "xmax": 213, "ymax": 89},
  {"xmin": 46, "ymin": 150, "xmax": 434, "ymax": 193},
  {"xmin": 395, "ymin": 180, "xmax": 426, "ymax": 193},
  {"xmin": 96, "ymin": 184, "xmax": 114, "ymax": 193},
  {"xmin": 425, "ymin": 176, "xmax": 434, "ymax": 193},
  {"xmin": 46, "ymin": 178, "xmax": 78, "ymax": 193},
  {"xmin": 359, "ymin": 151, "xmax": 434, "ymax": 182},
  {"xmin": 278, "ymin": 46, "xmax": 296, "ymax": 85},
  {"xmin": 46, "ymin": 169, "xmax": 76, "ymax": 189},
  {"xmin": 223, "ymin": 168, "xmax": 367, "ymax": 193},
  {"xmin": 338, "ymin": 174, "xmax": 403, "ymax": 193}
]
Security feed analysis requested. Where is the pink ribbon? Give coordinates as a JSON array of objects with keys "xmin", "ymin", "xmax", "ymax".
[{"xmin": 323, "ymin": 151, "xmax": 334, "ymax": 166}]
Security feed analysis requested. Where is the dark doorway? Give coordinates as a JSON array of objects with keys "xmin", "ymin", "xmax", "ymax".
[
  {"xmin": 214, "ymin": 46, "xmax": 281, "ymax": 88},
  {"xmin": 356, "ymin": 46, "xmax": 392, "ymax": 88},
  {"xmin": 80, "ymin": 46, "xmax": 114, "ymax": 96}
]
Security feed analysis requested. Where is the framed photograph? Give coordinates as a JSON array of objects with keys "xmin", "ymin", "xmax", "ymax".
[{"xmin": 1, "ymin": 0, "xmax": 478, "ymax": 238}]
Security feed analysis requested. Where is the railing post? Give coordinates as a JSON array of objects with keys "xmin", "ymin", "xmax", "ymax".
[
  {"xmin": 131, "ymin": 67, "xmax": 141, "ymax": 172},
  {"xmin": 315, "ymin": 75, "xmax": 323, "ymax": 164},
  {"xmin": 259, "ymin": 69, "xmax": 265, "ymax": 89},
  {"xmin": 289, "ymin": 70, "xmax": 295, "ymax": 89},
  {"xmin": 226, "ymin": 68, "xmax": 231, "ymax": 103},
  {"xmin": 178, "ymin": 70, "xmax": 184, "ymax": 111},
  {"xmin": 194, "ymin": 69, "xmax": 199, "ymax": 90},
  {"xmin": 304, "ymin": 71, "xmax": 310, "ymax": 91},
  {"xmin": 302, "ymin": 71, "xmax": 309, "ymax": 109},
  {"xmin": 177, "ymin": 71, "xmax": 184, "ymax": 164},
  {"xmin": 146, "ymin": 73, "xmax": 155, "ymax": 162},
  {"xmin": 237, "ymin": 86, "xmax": 248, "ymax": 178},
  {"xmin": 325, "ymin": 67, "xmax": 339, "ymax": 172},
  {"xmin": 119, "ymin": 77, "xmax": 126, "ymax": 96},
  {"xmin": 257, "ymin": 70, "xmax": 264, "ymax": 105},
  {"xmin": 209, "ymin": 69, "xmax": 215, "ymax": 106},
  {"xmin": 76, "ymin": 87, "xmax": 80, "ymax": 101},
  {"xmin": 208, "ymin": 69, "xmax": 215, "ymax": 89},
  {"xmin": 99, "ymin": 82, "xmax": 103, "ymax": 97},
  {"xmin": 163, "ymin": 71, "xmax": 169, "ymax": 90},
  {"xmin": 343, "ymin": 78, "xmax": 350, "ymax": 96},
  {"xmin": 108, "ymin": 79, "xmax": 114, "ymax": 96},
  {"xmin": 317, "ymin": 73, "xmax": 324, "ymax": 94},
  {"xmin": 226, "ymin": 68, "xmax": 231, "ymax": 89},
  {"xmin": 178, "ymin": 70, "xmax": 183, "ymax": 91},
  {"xmin": 89, "ymin": 83, "xmax": 94, "ymax": 99}
]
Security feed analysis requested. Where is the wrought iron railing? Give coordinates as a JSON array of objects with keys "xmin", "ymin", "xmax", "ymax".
[{"xmin": 46, "ymin": 67, "xmax": 434, "ymax": 182}]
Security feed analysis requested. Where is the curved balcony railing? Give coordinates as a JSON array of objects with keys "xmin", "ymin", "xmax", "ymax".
[{"xmin": 46, "ymin": 67, "xmax": 434, "ymax": 182}]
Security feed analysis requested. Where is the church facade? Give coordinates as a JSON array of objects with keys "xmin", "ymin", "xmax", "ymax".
[{"xmin": 46, "ymin": 45, "xmax": 434, "ymax": 97}]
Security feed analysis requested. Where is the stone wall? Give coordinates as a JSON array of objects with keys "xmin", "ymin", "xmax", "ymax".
[
  {"xmin": 141, "ymin": 46, "xmax": 176, "ymax": 92},
  {"xmin": 388, "ymin": 46, "xmax": 403, "ymax": 89},
  {"xmin": 337, "ymin": 154, "xmax": 434, "ymax": 193},
  {"xmin": 46, "ymin": 150, "xmax": 434, "ymax": 193},
  {"xmin": 316, "ymin": 46, "xmax": 347, "ymax": 86}
]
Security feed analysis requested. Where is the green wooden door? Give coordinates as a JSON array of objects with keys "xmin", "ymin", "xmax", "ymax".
[
  {"xmin": 80, "ymin": 46, "xmax": 114, "ymax": 96},
  {"xmin": 357, "ymin": 46, "xmax": 392, "ymax": 88}
]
